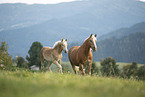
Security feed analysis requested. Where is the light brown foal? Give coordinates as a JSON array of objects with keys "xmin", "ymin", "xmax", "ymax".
[{"xmin": 40, "ymin": 39, "xmax": 68, "ymax": 73}]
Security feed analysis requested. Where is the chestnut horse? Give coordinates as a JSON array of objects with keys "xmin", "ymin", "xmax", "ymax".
[
  {"xmin": 40, "ymin": 39, "xmax": 68, "ymax": 73},
  {"xmin": 68, "ymin": 34, "xmax": 97, "ymax": 75}
]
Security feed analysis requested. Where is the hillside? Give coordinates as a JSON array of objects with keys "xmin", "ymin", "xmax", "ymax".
[
  {"xmin": 99, "ymin": 22, "xmax": 145, "ymax": 40},
  {"xmin": 0, "ymin": 21, "xmax": 145, "ymax": 64},
  {"xmin": 0, "ymin": 0, "xmax": 145, "ymax": 59},
  {"xmin": 0, "ymin": 0, "xmax": 145, "ymax": 34},
  {"xmin": 94, "ymin": 32, "xmax": 145, "ymax": 64},
  {"xmin": 61, "ymin": 22, "xmax": 145, "ymax": 64}
]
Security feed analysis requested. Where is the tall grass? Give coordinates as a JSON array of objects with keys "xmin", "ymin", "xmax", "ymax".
[{"xmin": 0, "ymin": 70, "xmax": 145, "ymax": 97}]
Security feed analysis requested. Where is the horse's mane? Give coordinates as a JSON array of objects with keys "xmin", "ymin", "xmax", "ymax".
[
  {"xmin": 53, "ymin": 41, "xmax": 61, "ymax": 48},
  {"xmin": 84, "ymin": 34, "xmax": 96, "ymax": 42},
  {"xmin": 84, "ymin": 36, "xmax": 91, "ymax": 42}
]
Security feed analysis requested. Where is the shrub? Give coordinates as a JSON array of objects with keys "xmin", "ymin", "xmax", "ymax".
[
  {"xmin": 91, "ymin": 61, "xmax": 99, "ymax": 75},
  {"xmin": 136, "ymin": 65, "xmax": 145, "ymax": 80},
  {"xmin": 17, "ymin": 56, "xmax": 28, "ymax": 68},
  {"xmin": 100, "ymin": 57, "xmax": 120, "ymax": 77},
  {"xmin": 122, "ymin": 62, "xmax": 138, "ymax": 79},
  {"xmin": 61, "ymin": 63, "xmax": 73, "ymax": 73}
]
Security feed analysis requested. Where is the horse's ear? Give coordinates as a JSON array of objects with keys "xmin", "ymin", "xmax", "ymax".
[
  {"xmin": 65, "ymin": 39, "xmax": 67, "ymax": 41},
  {"xmin": 90, "ymin": 34, "xmax": 93, "ymax": 38},
  {"xmin": 95, "ymin": 34, "xmax": 97, "ymax": 37},
  {"xmin": 61, "ymin": 38, "xmax": 64, "ymax": 42}
]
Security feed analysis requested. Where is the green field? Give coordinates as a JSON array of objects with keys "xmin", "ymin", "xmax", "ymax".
[{"xmin": 0, "ymin": 70, "xmax": 145, "ymax": 97}]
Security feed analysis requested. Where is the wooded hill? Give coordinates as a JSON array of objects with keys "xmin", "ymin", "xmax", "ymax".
[
  {"xmin": 63, "ymin": 32, "xmax": 145, "ymax": 64},
  {"xmin": 95, "ymin": 32, "xmax": 145, "ymax": 64}
]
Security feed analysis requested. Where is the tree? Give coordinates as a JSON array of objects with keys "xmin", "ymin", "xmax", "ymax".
[
  {"xmin": 0, "ymin": 41, "xmax": 12, "ymax": 67},
  {"xmin": 26, "ymin": 41, "xmax": 43, "ymax": 68},
  {"xmin": 17, "ymin": 56, "xmax": 26, "ymax": 68},
  {"xmin": 100, "ymin": 57, "xmax": 120, "ymax": 77}
]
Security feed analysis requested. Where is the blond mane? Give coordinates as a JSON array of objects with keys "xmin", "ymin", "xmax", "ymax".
[{"xmin": 53, "ymin": 41, "xmax": 61, "ymax": 48}]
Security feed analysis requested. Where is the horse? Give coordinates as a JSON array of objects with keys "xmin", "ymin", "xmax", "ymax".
[
  {"xmin": 40, "ymin": 39, "xmax": 68, "ymax": 73},
  {"xmin": 68, "ymin": 34, "xmax": 97, "ymax": 75}
]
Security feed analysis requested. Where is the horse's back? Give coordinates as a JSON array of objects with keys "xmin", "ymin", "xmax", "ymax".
[
  {"xmin": 40, "ymin": 47, "xmax": 52, "ymax": 57},
  {"xmin": 68, "ymin": 46, "xmax": 79, "ymax": 57}
]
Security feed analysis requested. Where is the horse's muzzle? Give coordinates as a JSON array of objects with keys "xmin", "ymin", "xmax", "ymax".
[
  {"xmin": 65, "ymin": 50, "xmax": 68, "ymax": 53},
  {"xmin": 92, "ymin": 46, "xmax": 97, "ymax": 52}
]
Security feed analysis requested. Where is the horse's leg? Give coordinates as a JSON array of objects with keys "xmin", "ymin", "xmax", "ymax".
[
  {"xmin": 53, "ymin": 61, "xmax": 63, "ymax": 73},
  {"xmin": 40, "ymin": 51, "xmax": 44, "ymax": 71},
  {"xmin": 41, "ymin": 59, "xmax": 44, "ymax": 71},
  {"xmin": 58, "ymin": 59, "xmax": 61, "ymax": 64},
  {"xmin": 88, "ymin": 61, "xmax": 92, "ymax": 76},
  {"xmin": 79, "ymin": 64, "xmax": 85, "ymax": 75},
  {"xmin": 72, "ymin": 65, "xmax": 78, "ymax": 75},
  {"xmin": 46, "ymin": 61, "xmax": 52, "ymax": 72},
  {"xmin": 69, "ymin": 61, "xmax": 78, "ymax": 74},
  {"xmin": 58, "ymin": 54, "xmax": 62, "ymax": 64}
]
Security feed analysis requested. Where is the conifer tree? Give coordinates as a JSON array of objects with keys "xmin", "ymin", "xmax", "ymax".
[{"xmin": 26, "ymin": 41, "xmax": 43, "ymax": 68}]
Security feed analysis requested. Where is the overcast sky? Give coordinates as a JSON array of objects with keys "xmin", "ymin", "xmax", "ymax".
[{"xmin": 0, "ymin": 0, "xmax": 80, "ymax": 4}]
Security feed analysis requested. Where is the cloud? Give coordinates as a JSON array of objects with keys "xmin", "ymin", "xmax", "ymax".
[{"xmin": 139, "ymin": 0, "xmax": 145, "ymax": 2}]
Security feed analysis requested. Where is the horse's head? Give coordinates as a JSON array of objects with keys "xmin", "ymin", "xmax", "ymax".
[
  {"xmin": 89, "ymin": 34, "xmax": 97, "ymax": 52},
  {"xmin": 61, "ymin": 38, "xmax": 68, "ymax": 53}
]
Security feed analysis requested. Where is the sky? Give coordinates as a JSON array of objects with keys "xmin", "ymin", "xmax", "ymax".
[
  {"xmin": 0, "ymin": 0, "xmax": 145, "ymax": 4},
  {"xmin": 0, "ymin": 0, "xmax": 80, "ymax": 4}
]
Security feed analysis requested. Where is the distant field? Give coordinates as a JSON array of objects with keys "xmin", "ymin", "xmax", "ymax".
[
  {"xmin": 60, "ymin": 61, "xmax": 144, "ymax": 71},
  {"xmin": 0, "ymin": 70, "xmax": 145, "ymax": 97}
]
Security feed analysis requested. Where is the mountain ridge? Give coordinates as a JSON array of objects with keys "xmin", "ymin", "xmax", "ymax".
[
  {"xmin": 0, "ymin": 0, "xmax": 145, "ymax": 61},
  {"xmin": 99, "ymin": 22, "xmax": 145, "ymax": 40},
  {"xmin": 0, "ymin": 0, "xmax": 145, "ymax": 34}
]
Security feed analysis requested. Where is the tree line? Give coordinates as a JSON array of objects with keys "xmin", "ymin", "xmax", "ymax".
[{"xmin": 0, "ymin": 41, "xmax": 145, "ymax": 80}]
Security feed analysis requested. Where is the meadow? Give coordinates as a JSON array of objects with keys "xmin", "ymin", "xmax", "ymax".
[
  {"xmin": 0, "ymin": 66, "xmax": 145, "ymax": 97},
  {"xmin": 60, "ymin": 61, "xmax": 144, "ymax": 73}
]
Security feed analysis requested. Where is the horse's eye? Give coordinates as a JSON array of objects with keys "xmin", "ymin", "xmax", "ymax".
[{"xmin": 90, "ymin": 40, "xmax": 92, "ymax": 42}]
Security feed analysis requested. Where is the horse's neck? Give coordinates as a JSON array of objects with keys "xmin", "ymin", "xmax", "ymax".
[
  {"xmin": 80, "ymin": 39, "xmax": 90, "ymax": 55},
  {"xmin": 53, "ymin": 44, "xmax": 63, "ymax": 54}
]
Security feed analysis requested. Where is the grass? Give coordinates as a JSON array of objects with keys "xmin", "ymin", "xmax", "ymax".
[
  {"xmin": 60, "ymin": 61, "xmax": 144, "ymax": 73},
  {"xmin": 96, "ymin": 61, "xmax": 144, "ymax": 68},
  {"xmin": 0, "ymin": 70, "xmax": 145, "ymax": 97}
]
